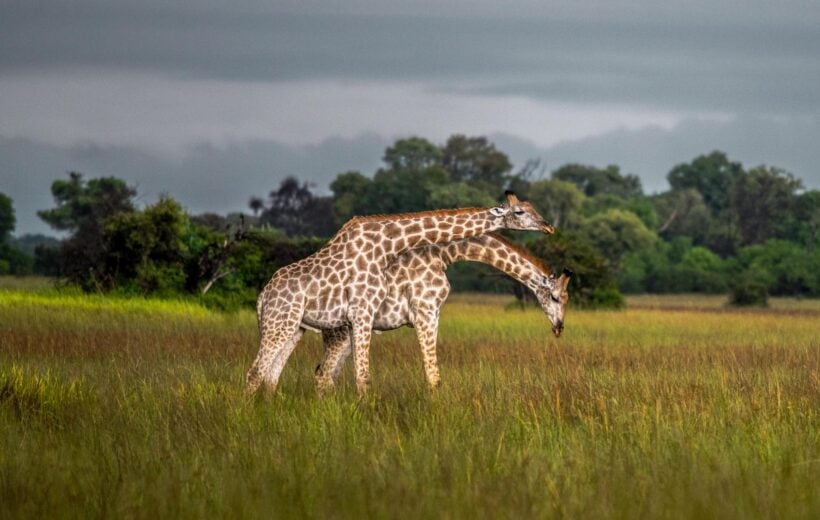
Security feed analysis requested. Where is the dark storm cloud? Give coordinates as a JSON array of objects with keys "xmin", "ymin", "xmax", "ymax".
[{"xmin": 2, "ymin": 1, "xmax": 819, "ymax": 114}]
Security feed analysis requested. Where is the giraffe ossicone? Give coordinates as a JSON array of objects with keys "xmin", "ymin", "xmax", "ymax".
[
  {"xmin": 314, "ymin": 232, "xmax": 573, "ymax": 391},
  {"xmin": 245, "ymin": 192, "xmax": 553, "ymax": 397}
]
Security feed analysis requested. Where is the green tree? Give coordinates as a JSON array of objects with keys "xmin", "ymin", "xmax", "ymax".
[
  {"xmin": 736, "ymin": 240, "xmax": 819, "ymax": 296},
  {"xmin": 582, "ymin": 209, "xmax": 656, "ymax": 263},
  {"xmin": 330, "ymin": 171, "xmax": 372, "ymax": 222},
  {"xmin": 37, "ymin": 172, "xmax": 137, "ymax": 286},
  {"xmin": 527, "ymin": 179, "xmax": 585, "ymax": 229},
  {"xmin": 256, "ymin": 177, "xmax": 337, "ymax": 237},
  {"xmin": 667, "ymin": 151, "xmax": 743, "ymax": 214},
  {"xmin": 441, "ymin": 135, "xmax": 512, "ymax": 195},
  {"xmin": 553, "ymin": 163, "xmax": 642, "ymax": 198},
  {"xmin": 527, "ymin": 231, "xmax": 624, "ymax": 308},
  {"xmin": 0, "ymin": 193, "xmax": 33, "ymax": 275},
  {"xmin": 652, "ymin": 188, "xmax": 711, "ymax": 242},
  {"xmin": 428, "ymin": 183, "xmax": 496, "ymax": 209},
  {"xmin": 102, "ymin": 197, "xmax": 189, "ymax": 294},
  {"xmin": 730, "ymin": 166, "xmax": 802, "ymax": 245},
  {"xmin": 0, "ymin": 192, "xmax": 14, "ymax": 243},
  {"xmin": 383, "ymin": 137, "xmax": 442, "ymax": 171}
]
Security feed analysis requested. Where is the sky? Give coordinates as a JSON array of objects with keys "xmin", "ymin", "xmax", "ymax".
[{"xmin": 1, "ymin": 1, "xmax": 819, "ymax": 236}]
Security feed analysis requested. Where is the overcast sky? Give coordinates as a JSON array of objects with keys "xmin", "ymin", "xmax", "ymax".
[{"xmin": 2, "ymin": 0, "xmax": 819, "ymax": 235}]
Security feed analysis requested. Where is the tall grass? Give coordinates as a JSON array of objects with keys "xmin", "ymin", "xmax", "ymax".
[{"xmin": 1, "ymin": 290, "xmax": 818, "ymax": 518}]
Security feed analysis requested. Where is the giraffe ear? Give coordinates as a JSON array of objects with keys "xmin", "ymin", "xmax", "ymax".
[{"xmin": 489, "ymin": 206, "xmax": 509, "ymax": 217}]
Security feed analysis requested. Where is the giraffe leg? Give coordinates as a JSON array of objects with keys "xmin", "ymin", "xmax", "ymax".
[
  {"xmin": 315, "ymin": 327, "xmax": 352, "ymax": 394},
  {"xmin": 413, "ymin": 305, "xmax": 442, "ymax": 388},
  {"xmin": 265, "ymin": 328, "xmax": 304, "ymax": 388},
  {"xmin": 245, "ymin": 304, "xmax": 303, "ymax": 396},
  {"xmin": 350, "ymin": 314, "xmax": 375, "ymax": 397}
]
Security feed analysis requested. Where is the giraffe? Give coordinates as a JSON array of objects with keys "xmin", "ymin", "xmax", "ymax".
[
  {"xmin": 314, "ymin": 232, "xmax": 573, "ymax": 391},
  {"xmin": 246, "ymin": 192, "xmax": 553, "ymax": 397}
]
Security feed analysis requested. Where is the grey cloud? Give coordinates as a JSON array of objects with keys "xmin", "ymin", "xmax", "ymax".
[{"xmin": 2, "ymin": 2, "xmax": 819, "ymax": 115}]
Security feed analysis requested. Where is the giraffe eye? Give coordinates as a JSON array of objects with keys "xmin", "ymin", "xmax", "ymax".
[
  {"xmin": 514, "ymin": 210, "xmax": 525, "ymax": 215},
  {"xmin": 550, "ymin": 294, "xmax": 560, "ymax": 303}
]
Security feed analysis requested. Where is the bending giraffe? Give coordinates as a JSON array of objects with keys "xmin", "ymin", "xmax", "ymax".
[
  {"xmin": 246, "ymin": 193, "xmax": 553, "ymax": 396},
  {"xmin": 314, "ymin": 233, "xmax": 573, "ymax": 392}
]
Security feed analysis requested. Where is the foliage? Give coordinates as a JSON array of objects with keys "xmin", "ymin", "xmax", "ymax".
[
  {"xmin": 0, "ymin": 192, "xmax": 14, "ymax": 242},
  {"xmin": 11, "ymin": 139, "xmax": 820, "ymax": 302},
  {"xmin": 526, "ymin": 179, "xmax": 585, "ymax": 229},
  {"xmin": 667, "ymin": 151, "xmax": 743, "ymax": 214},
  {"xmin": 37, "ymin": 172, "xmax": 137, "ymax": 286},
  {"xmin": 582, "ymin": 209, "xmax": 656, "ymax": 263},
  {"xmin": 527, "ymin": 231, "xmax": 624, "ymax": 308},
  {"xmin": 441, "ymin": 134, "xmax": 512, "ymax": 195},
  {"xmin": 254, "ymin": 176, "xmax": 337, "ymax": 237},
  {"xmin": 0, "ymin": 193, "xmax": 33, "ymax": 275},
  {"xmin": 552, "ymin": 163, "xmax": 643, "ymax": 198},
  {"xmin": 730, "ymin": 166, "xmax": 802, "ymax": 245},
  {"xmin": 729, "ymin": 268, "xmax": 770, "ymax": 307}
]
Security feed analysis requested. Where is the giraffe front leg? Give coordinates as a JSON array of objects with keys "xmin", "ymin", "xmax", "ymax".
[
  {"xmin": 265, "ymin": 328, "xmax": 304, "ymax": 388},
  {"xmin": 245, "ymin": 304, "xmax": 303, "ymax": 396},
  {"xmin": 316, "ymin": 327, "xmax": 352, "ymax": 394},
  {"xmin": 350, "ymin": 316, "xmax": 374, "ymax": 397},
  {"xmin": 413, "ymin": 306, "xmax": 442, "ymax": 388}
]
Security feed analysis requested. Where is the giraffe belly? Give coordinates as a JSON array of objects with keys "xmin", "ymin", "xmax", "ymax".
[
  {"xmin": 373, "ymin": 297, "xmax": 411, "ymax": 331},
  {"xmin": 301, "ymin": 306, "xmax": 348, "ymax": 329}
]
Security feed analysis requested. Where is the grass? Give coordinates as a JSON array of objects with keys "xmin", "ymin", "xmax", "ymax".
[{"xmin": 1, "ymin": 289, "xmax": 818, "ymax": 518}]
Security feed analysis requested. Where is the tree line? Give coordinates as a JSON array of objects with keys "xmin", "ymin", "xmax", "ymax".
[{"xmin": 2, "ymin": 135, "xmax": 818, "ymax": 308}]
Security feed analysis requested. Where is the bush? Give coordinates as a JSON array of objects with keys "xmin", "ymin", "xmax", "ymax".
[{"xmin": 729, "ymin": 272, "xmax": 769, "ymax": 307}]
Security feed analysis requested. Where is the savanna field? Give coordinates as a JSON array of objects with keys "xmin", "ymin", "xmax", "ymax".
[{"xmin": 1, "ymin": 279, "xmax": 818, "ymax": 518}]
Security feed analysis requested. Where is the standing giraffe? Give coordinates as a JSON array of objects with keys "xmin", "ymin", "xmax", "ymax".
[
  {"xmin": 246, "ymin": 192, "xmax": 553, "ymax": 396},
  {"xmin": 314, "ymin": 232, "xmax": 573, "ymax": 391}
]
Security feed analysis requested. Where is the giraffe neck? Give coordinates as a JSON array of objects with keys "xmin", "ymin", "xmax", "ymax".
[
  {"xmin": 436, "ymin": 233, "xmax": 549, "ymax": 292},
  {"xmin": 352, "ymin": 207, "xmax": 505, "ymax": 257}
]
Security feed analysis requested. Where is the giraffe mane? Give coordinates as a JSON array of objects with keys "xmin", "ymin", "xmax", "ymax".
[
  {"xmin": 483, "ymin": 232, "xmax": 554, "ymax": 276},
  {"xmin": 333, "ymin": 207, "xmax": 493, "ymax": 236}
]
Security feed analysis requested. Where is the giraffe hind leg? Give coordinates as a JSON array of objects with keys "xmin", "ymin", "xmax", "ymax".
[
  {"xmin": 316, "ymin": 327, "xmax": 352, "ymax": 394},
  {"xmin": 413, "ymin": 306, "xmax": 442, "ymax": 388}
]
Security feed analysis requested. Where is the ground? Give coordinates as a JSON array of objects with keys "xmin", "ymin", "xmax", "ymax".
[{"xmin": 1, "ymin": 279, "xmax": 818, "ymax": 518}]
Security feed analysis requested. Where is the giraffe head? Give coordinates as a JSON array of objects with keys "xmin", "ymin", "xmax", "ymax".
[
  {"xmin": 495, "ymin": 191, "xmax": 554, "ymax": 234},
  {"xmin": 534, "ymin": 268, "xmax": 572, "ymax": 337}
]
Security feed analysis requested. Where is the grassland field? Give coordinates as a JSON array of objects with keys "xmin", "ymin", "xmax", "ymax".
[{"xmin": 1, "ymin": 277, "xmax": 818, "ymax": 518}]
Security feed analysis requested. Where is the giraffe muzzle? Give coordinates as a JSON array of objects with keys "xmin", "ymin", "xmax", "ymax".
[
  {"xmin": 542, "ymin": 222, "xmax": 555, "ymax": 234},
  {"xmin": 552, "ymin": 320, "xmax": 564, "ymax": 337}
]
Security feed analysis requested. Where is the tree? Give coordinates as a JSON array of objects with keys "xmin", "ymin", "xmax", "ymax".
[
  {"xmin": 0, "ymin": 192, "xmax": 14, "ymax": 243},
  {"xmin": 0, "ymin": 193, "xmax": 33, "ymax": 275},
  {"xmin": 330, "ymin": 171, "xmax": 373, "ymax": 222},
  {"xmin": 441, "ymin": 135, "xmax": 512, "ymax": 195},
  {"xmin": 582, "ymin": 209, "xmax": 656, "ymax": 263},
  {"xmin": 667, "ymin": 151, "xmax": 743, "ymax": 214},
  {"xmin": 526, "ymin": 179, "xmax": 585, "ymax": 229},
  {"xmin": 102, "ymin": 197, "xmax": 189, "ymax": 293},
  {"xmin": 383, "ymin": 137, "xmax": 442, "ymax": 171},
  {"xmin": 527, "ymin": 231, "xmax": 624, "ymax": 308},
  {"xmin": 428, "ymin": 183, "xmax": 496, "ymax": 209},
  {"xmin": 730, "ymin": 166, "xmax": 802, "ymax": 245},
  {"xmin": 37, "ymin": 172, "xmax": 137, "ymax": 286},
  {"xmin": 553, "ymin": 163, "xmax": 642, "ymax": 198},
  {"xmin": 257, "ymin": 177, "xmax": 337, "ymax": 237},
  {"xmin": 652, "ymin": 188, "xmax": 711, "ymax": 242}
]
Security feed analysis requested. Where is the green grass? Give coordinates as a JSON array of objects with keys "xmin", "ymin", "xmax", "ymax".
[{"xmin": 1, "ymin": 290, "xmax": 818, "ymax": 518}]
